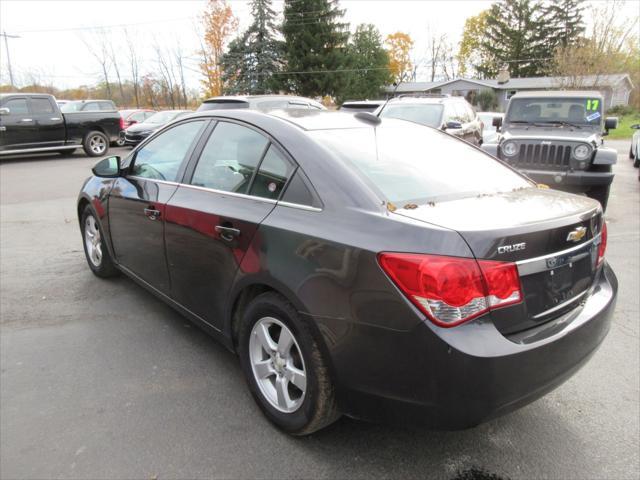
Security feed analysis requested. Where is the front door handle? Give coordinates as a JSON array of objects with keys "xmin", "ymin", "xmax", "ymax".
[
  {"xmin": 144, "ymin": 207, "xmax": 161, "ymax": 220},
  {"xmin": 215, "ymin": 225, "xmax": 241, "ymax": 242},
  {"xmin": 20, "ymin": 118, "xmax": 33, "ymax": 123}
]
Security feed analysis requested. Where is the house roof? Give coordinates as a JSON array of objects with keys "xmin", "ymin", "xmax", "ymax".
[{"xmin": 386, "ymin": 74, "xmax": 633, "ymax": 93}]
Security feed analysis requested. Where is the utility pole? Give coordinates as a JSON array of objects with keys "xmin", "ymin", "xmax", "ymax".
[{"xmin": 1, "ymin": 31, "xmax": 20, "ymax": 87}]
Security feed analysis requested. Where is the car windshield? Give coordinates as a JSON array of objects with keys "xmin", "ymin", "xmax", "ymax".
[
  {"xmin": 378, "ymin": 103, "xmax": 444, "ymax": 128},
  {"xmin": 311, "ymin": 123, "xmax": 532, "ymax": 204},
  {"xmin": 144, "ymin": 111, "xmax": 180, "ymax": 124},
  {"xmin": 506, "ymin": 97, "xmax": 603, "ymax": 125}
]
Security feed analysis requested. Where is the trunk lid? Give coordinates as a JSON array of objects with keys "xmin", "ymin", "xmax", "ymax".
[{"xmin": 394, "ymin": 187, "xmax": 603, "ymax": 335}]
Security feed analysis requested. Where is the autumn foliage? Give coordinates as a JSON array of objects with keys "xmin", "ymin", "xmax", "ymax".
[
  {"xmin": 385, "ymin": 32, "xmax": 414, "ymax": 82},
  {"xmin": 200, "ymin": 0, "xmax": 238, "ymax": 98}
]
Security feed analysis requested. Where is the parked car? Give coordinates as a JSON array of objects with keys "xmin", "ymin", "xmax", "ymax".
[
  {"xmin": 483, "ymin": 91, "xmax": 618, "ymax": 210},
  {"xmin": 123, "ymin": 110, "xmax": 192, "ymax": 146},
  {"xmin": 339, "ymin": 100, "xmax": 384, "ymax": 113},
  {"xmin": 478, "ymin": 111, "xmax": 503, "ymax": 144},
  {"xmin": 197, "ymin": 95, "xmax": 326, "ymax": 112},
  {"xmin": 78, "ymin": 109, "xmax": 616, "ymax": 435},
  {"xmin": 120, "ymin": 109, "xmax": 157, "ymax": 128},
  {"xmin": 629, "ymin": 123, "xmax": 640, "ymax": 168},
  {"xmin": 375, "ymin": 95, "xmax": 483, "ymax": 146},
  {"xmin": 116, "ymin": 109, "xmax": 157, "ymax": 146},
  {"xmin": 56, "ymin": 99, "xmax": 72, "ymax": 107},
  {"xmin": 60, "ymin": 99, "xmax": 118, "ymax": 113},
  {"xmin": 0, "ymin": 93, "xmax": 122, "ymax": 157}
]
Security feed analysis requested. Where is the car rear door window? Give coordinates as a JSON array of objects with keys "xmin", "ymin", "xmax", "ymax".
[
  {"xmin": 249, "ymin": 146, "xmax": 295, "ymax": 199},
  {"xmin": 190, "ymin": 122, "xmax": 269, "ymax": 194},
  {"xmin": 131, "ymin": 120, "xmax": 205, "ymax": 182},
  {"xmin": 4, "ymin": 98, "xmax": 29, "ymax": 115},
  {"xmin": 30, "ymin": 98, "xmax": 55, "ymax": 114}
]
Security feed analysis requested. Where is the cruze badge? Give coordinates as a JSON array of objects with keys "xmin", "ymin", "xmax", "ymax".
[
  {"xmin": 498, "ymin": 242, "xmax": 526, "ymax": 254},
  {"xmin": 567, "ymin": 226, "xmax": 587, "ymax": 243}
]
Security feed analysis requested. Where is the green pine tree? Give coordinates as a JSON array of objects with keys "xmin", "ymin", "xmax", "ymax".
[
  {"xmin": 478, "ymin": 0, "xmax": 549, "ymax": 78},
  {"xmin": 340, "ymin": 24, "xmax": 392, "ymax": 103},
  {"xmin": 280, "ymin": 0, "xmax": 350, "ymax": 97},
  {"xmin": 544, "ymin": 0, "xmax": 585, "ymax": 49},
  {"xmin": 221, "ymin": 0, "xmax": 283, "ymax": 94}
]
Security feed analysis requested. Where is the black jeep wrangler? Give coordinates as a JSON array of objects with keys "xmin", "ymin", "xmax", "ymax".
[{"xmin": 482, "ymin": 90, "xmax": 618, "ymax": 210}]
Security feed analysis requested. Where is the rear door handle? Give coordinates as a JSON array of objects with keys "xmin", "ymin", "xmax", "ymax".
[
  {"xmin": 50, "ymin": 117, "xmax": 62, "ymax": 121},
  {"xmin": 215, "ymin": 225, "xmax": 241, "ymax": 242},
  {"xmin": 20, "ymin": 118, "xmax": 33, "ymax": 123},
  {"xmin": 144, "ymin": 207, "xmax": 161, "ymax": 220}
]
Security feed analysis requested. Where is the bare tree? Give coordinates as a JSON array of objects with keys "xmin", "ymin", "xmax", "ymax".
[
  {"xmin": 154, "ymin": 41, "xmax": 176, "ymax": 108},
  {"xmin": 108, "ymin": 37, "xmax": 126, "ymax": 104},
  {"xmin": 124, "ymin": 28, "xmax": 140, "ymax": 108},
  {"xmin": 426, "ymin": 27, "xmax": 447, "ymax": 82},
  {"xmin": 81, "ymin": 29, "xmax": 112, "ymax": 99},
  {"xmin": 174, "ymin": 41, "xmax": 188, "ymax": 108}
]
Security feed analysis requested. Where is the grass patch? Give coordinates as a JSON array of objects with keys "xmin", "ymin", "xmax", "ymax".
[{"xmin": 606, "ymin": 111, "xmax": 640, "ymax": 139}]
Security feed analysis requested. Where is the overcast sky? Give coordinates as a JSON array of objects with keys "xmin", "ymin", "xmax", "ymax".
[{"xmin": 0, "ymin": 0, "xmax": 637, "ymax": 90}]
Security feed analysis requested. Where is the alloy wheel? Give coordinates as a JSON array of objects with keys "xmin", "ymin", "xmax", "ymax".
[
  {"xmin": 84, "ymin": 215, "xmax": 102, "ymax": 267},
  {"xmin": 89, "ymin": 135, "xmax": 107, "ymax": 154},
  {"xmin": 249, "ymin": 316, "xmax": 307, "ymax": 413}
]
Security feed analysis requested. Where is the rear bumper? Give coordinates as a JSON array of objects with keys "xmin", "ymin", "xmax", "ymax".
[
  {"xmin": 327, "ymin": 263, "xmax": 617, "ymax": 429},
  {"xmin": 521, "ymin": 169, "xmax": 614, "ymax": 189}
]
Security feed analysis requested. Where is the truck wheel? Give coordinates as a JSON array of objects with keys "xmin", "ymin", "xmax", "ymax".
[
  {"xmin": 83, "ymin": 131, "xmax": 109, "ymax": 157},
  {"xmin": 588, "ymin": 185, "xmax": 611, "ymax": 212},
  {"xmin": 238, "ymin": 292, "xmax": 340, "ymax": 435}
]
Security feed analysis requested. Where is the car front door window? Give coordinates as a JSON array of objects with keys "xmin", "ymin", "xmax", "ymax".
[{"xmin": 131, "ymin": 120, "xmax": 205, "ymax": 182}]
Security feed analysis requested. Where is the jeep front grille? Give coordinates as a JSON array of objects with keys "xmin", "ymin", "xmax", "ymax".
[{"xmin": 504, "ymin": 142, "xmax": 573, "ymax": 170}]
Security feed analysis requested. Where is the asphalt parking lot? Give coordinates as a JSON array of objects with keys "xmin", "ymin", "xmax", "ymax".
[{"xmin": 1, "ymin": 142, "xmax": 638, "ymax": 480}]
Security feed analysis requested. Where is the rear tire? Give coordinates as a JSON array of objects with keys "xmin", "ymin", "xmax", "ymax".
[
  {"xmin": 80, "ymin": 205, "xmax": 118, "ymax": 278},
  {"xmin": 588, "ymin": 184, "xmax": 611, "ymax": 212},
  {"xmin": 83, "ymin": 131, "xmax": 109, "ymax": 157},
  {"xmin": 238, "ymin": 292, "xmax": 340, "ymax": 435}
]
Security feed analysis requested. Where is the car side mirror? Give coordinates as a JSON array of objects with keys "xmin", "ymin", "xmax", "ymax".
[
  {"xmin": 604, "ymin": 117, "xmax": 618, "ymax": 131},
  {"xmin": 0, "ymin": 107, "xmax": 10, "ymax": 115},
  {"xmin": 492, "ymin": 116, "xmax": 503, "ymax": 128},
  {"xmin": 92, "ymin": 156, "xmax": 122, "ymax": 178},
  {"xmin": 445, "ymin": 121, "xmax": 463, "ymax": 130},
  {"xmin": 630, "ymin": 124, "xmax": 640, "ymax": 130}
]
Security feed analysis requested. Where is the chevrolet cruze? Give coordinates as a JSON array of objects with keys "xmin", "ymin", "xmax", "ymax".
[{"xmin": 78, "ymin": 109, "xmax": 617, "ymax": 435}]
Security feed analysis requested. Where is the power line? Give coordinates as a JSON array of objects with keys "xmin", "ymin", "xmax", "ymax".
[{"xmin": 13, "ymin": 16, "xmax": 197, "ymax": 34}]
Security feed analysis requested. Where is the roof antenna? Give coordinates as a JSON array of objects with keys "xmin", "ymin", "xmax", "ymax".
[{"xmin": 377, "ymin": 72, "xmax": 407, "ymax": 117}]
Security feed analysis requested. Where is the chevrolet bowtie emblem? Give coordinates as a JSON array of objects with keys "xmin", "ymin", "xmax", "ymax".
[{"xmin": 567, "ymin": 226, "xmax": 587, "ymax": 242}]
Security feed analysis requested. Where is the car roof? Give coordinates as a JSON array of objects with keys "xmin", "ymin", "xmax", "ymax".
[
  {"xmin": 385, "ymin": 95, "xmax": 466, "ymax": 105},
  {"xmin": 187, "ymin": 108, "xmax": 414, "ymax": 132},
  {"xmin": 203, "ymin": 95, "xmax": 319, "ymax": 103},
  {"xmin": 511, "ymin": 90, "xmax": 603, "ymax": 99},
  {"xmin": 341, "ymin": 100, "xmax": 384, "ymax": 106}
]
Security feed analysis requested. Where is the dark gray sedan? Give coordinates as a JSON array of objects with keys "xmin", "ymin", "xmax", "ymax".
[{"xmin": 78, "ymin": 109, "xmax": 617, "ymax": 435}]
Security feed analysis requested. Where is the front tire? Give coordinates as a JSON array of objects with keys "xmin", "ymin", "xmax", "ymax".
[
  {"xmin": 238, "ymin": 292, "xmax": 339, "ymax": 435},
  {"xmin": 80, "ymin": 205, "xmax": 118, "ymax": 278},
  {"xmin": 83, "ymin": 131, "xmax": 109, "ymax": 157}
]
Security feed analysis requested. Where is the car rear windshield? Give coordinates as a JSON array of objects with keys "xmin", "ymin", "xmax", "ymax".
[
  {"xmin": 379, "ymin": 103, "xmax": 444, "ymax": 128},
  {"xmin": 506, "ymin": 97, "xmax": 603, "ymax": 125},
  {"xmin": 197, "ymin": 101, "xmax": 250, "ymax": 111},
  {"xmin": 310, "ymin": 124, "xmax": 532, "ymax": 204}
]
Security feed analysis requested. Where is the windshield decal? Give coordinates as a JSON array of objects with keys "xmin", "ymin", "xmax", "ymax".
[
  {"xmin": 586, "ymin": 111, "xmax": 601, "ymax": 122},
  {"xmin": 586, "ymin": 99, "xmax": 600, "ymax": 111}
]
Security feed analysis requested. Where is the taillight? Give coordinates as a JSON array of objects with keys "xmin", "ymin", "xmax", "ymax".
[
  {"xmin": 378, "ymin": 253, "xmax": 522, "ymax": 328},
  {"xmin": 119, "ymin": 116, "xmax": 125, "ymax": 130},
  {"xmin": 597, "ymin": 221, "xmax": 607, "ymax": 266}
]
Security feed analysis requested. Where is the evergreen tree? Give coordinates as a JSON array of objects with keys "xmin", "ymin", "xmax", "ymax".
[
  {"xmin": 340, "ymin": 24, "xmax": 392, "ymax": 102},
  {"xmin": 544, "ymin": 0, "xmax": 585, "ymax": 49},
  {"xmin": 479, "ymin": 0, "xmax": 549, "ymax": 78},
  {"xmin": 280, "ymin": 0, "xmax": 350, "ymax": 97},
  {"xmin": 221, "ymin": 0, "xmax": 283, "ymax": 94}
]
